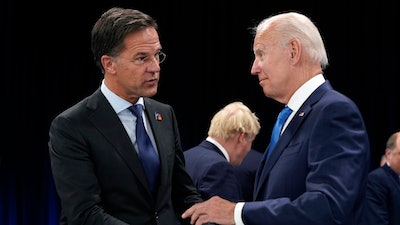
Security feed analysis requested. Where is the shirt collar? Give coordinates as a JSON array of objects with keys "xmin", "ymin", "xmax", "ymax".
[
  {"xmin": 206, "ymin": 137, "xmax": 230, "ymax": 162},
  {"xmin": 287, "ymin": 74, "xmax": 325, "ymax": 112},
  {"xmin": 100, "ymin": 79, "xmax": 144, "ymax": 114}
]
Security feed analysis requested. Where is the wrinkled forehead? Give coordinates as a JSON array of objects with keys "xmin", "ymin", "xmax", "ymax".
[{"xmin": 253, "ymin": 29, "xmax": 277, "ymax": 51}]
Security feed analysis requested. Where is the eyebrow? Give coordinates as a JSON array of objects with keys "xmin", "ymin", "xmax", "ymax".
[{"xmin": 134, "ymin": 49, "xmax": 162, "ymax": 56}]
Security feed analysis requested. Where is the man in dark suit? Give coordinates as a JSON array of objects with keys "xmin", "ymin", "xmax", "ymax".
[
  {"xmin": 364, "ymin": 131, "xmax": 400, "ymax": 225},
  {"xmin": 48, "ymin": 7, "xmax": 202, "ymax": 225},
  {"xmin": 182, "ymin": 12, "xmax": 370, "ymax": 225},
  {"xmin": 184, "ymin": 101, "xmax": 261, "ymax": 202}
]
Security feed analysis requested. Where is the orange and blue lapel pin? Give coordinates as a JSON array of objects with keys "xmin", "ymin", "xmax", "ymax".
[{"xmin": 155, "ymin": 112, "xmax": 163, "ymax": 121}]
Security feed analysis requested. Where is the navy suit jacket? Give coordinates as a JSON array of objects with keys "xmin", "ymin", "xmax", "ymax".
[
  {"xmin": 242, "ymin": 81, "xmax": 370, "ymax": 225},
  {"xmin": 184, "ymin": 140, "xmax": 243, "ymax": 202},
  {"xmin": 233, "ymin": 149, "xmax": 263, "ymax": 201},
  {"xmin": 364, "ymin": 164, "xmax": 400, "ymax": 225},
  {"xmin": 49, "ymin": 88, "xmax": 202, "ymax": 225}
]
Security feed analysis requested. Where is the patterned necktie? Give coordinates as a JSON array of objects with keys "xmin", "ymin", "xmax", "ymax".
[
  {"xmin": 129, "ymin": 104, "xmax": 160, "ymax": 192},
  {"xmin": 266, "ymin": 106, "xmax": 292, "ymax": 160}
]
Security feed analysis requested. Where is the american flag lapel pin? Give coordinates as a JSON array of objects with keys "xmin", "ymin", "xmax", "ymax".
[{"xmin": 155, "ymin": 112, "xmax": 163, "ymax": 121}]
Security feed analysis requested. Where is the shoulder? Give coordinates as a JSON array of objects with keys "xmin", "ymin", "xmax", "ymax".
[
  {"xmin": 55, "ymin": 88, "xmax": 103, "ymax": 119},
  {"xmin": 368, "ymin": 166, "xmax": 385, "ymax": 177},
  {"xmin": 143, "ymin": 98, "xmax": 175, "ymax": 115},
  {"xmin": 185, "ymin": 146, "xmax": 225, "ymax": 162},
  {"xmin": 143, "ymin": 97, "xmax": 171, "ymax": 109},
  {"xmin": 52, "ymin": 95, "xmax": 94, "ymax": 126},
  {"xmin": 367, "ymin": 166, "xmax": 388, "ymax": 185}
]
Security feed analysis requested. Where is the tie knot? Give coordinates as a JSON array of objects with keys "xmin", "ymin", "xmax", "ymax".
[
  {"xmin": 278, "ymin": 106, "xmax": 292, "ymax": 122},
  {"xmin": 129, "ymin": 104, "xmax": 143, "ymax": 117},
  {"xmin": 266, "ymin": 105, "xmax": 293, "ymax": 160}
]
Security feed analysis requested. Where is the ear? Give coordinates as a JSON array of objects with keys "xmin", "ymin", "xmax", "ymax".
[
  {"xmin": 289, "ymin": 38, "xmax": 301, "ymax": 64},
  {"xmin": 238, "ymin": 132, "xmax": 247, "ymax": 144},
  {"xmin": 101, "ymin": 55, "xmax": 116, "ymax": 74},
  {"xmin": 385, "ymin": 149, "xmax": 391, "ymax": 158}
]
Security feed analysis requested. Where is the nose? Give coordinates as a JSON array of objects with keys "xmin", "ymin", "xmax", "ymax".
[
  {"xmin": 250, "ymin": 60, "xmax": 259, "ymax": 75},
  {"xmin": 146, "ymin": 58, "xmax": 161, "ymax": 71},
  {"xmin": 149, "ymin": 56, "xmax": 161, "ymax": 65}
]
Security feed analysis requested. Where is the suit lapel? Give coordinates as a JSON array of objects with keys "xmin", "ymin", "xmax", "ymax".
[
  {"xmin": 255, "ymin": 106, "xmax": 310, "ymax": 196},
  {"xmin": 255, "ymin": 82, "xmax": 332, "ymax": 198},
  {"xmin": 87, "ymin": 89, "xmax": 149, "ymax": 190}
]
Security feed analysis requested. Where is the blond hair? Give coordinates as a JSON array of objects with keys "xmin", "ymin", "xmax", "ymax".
[{"xmin": 208, "ymin": 101, "xmax": 261, "ymax": 140}]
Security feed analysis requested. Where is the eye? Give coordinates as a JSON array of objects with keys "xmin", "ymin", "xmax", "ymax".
[
  {"xmin": 129, "ymin": 51, "xmax": 167, "ymax": 65},
  {"xmin": 134, "ymin": 55, "xmax": 150, "ymax": 64},
  {"xmin": 257, "ymin": 51, "xmax": 265, "ymax": 59}
]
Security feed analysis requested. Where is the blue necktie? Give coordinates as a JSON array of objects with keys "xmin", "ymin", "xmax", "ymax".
[
  {"xmin": 129, "ymin": 104, "xmax": 160, "ymax": 192},
  {"xmin": 266, "ymin": 106, "xmax": 292, "ymax": 160}
]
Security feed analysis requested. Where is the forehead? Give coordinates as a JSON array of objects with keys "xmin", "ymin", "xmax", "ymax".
[
  {"xmin": 392, "ymin": 136, "xmax": 400, "ymax": 151},
  {"xmin": 253, "ymin": 29, "xmax": 277, "ymax": 49},
  {"xmin": 253, "ymin": 37, "xmax": 273, "ymax": 53},
  {"xmin": 124, "ymin": 27, "xmax": 161, "ymax": 52}
]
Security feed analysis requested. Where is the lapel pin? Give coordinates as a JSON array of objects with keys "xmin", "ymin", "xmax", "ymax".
[
  {"xmin": 155, "ymin": 112, "xmax": 163, "ymax": 121},
  {"xmin": 299, "ymin": 112, "xmax": 305, "ymax": 117}
]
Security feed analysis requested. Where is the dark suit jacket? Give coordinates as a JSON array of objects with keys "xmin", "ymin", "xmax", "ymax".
[
  {"xmin": 184, "ymin": 140, "xmax": 243, "ymax": 202},
  {"xmin": 364, "ymin": 164, "xmax": 400, "ymax": 225},
  {"xmin": 233, "ymin": 149, "xmax": 263, "ymax": 201},
  {"xmin": 48, "ymin": 88, "xmax": 203, "ymax": 225},
  {"xmin": 243, "ymin": 81, "xmax": 370, "ymax": 225}
]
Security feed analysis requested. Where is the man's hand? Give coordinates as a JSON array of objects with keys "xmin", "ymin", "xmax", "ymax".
[{"xmin": 181, "ymin": 196, "xmax": 236, "ymax": 225}]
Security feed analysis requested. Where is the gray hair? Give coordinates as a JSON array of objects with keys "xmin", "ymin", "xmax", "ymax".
[{"xmin": 253, "ymin": 12, "xmax": 329, "ymax": 69}]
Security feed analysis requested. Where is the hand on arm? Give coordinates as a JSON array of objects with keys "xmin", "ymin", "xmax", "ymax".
[{"xmin": 181, "ymin": 196, "xmax": 236, "ymax": 225}]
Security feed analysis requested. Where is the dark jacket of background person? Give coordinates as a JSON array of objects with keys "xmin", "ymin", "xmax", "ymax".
[
  {"xmin": 233, "ymin": 149, "xmax": 263, "ymax": 201},
  {"xmin": 184, "ymin": 101, "xmax": 261, "ymax": 202},
  {"xmin": 365, "ymin": 164, "xmax": 400, "ymax": 225},
  {"xmin": 185, "ymin": 140, "xmax": 244, "ymax": 201},
  {"xmin": 364, "ymin": 131, "xmax": 400, "ymax": 225}
]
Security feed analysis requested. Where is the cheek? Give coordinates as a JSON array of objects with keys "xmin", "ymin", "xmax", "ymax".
[{"xmin": 122, "ymin": 65, "xmax": 144, "ymax": 79}]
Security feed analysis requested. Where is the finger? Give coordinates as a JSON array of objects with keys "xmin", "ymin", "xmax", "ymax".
[
  {"xmin": 181, "ymin": 207, "xmax": 194, "ymax": 219},
  {"xmin": 190, "ymin": 209, "xmax": 201, "ymax": 225},
  {"xmin": 195, "ymin": 215, "xmax": 211, "ymax": 225}
]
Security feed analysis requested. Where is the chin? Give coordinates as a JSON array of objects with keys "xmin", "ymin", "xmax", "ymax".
[{"xmin": 145, "ymin": 89, "xmax": 158, "ymax": 97}]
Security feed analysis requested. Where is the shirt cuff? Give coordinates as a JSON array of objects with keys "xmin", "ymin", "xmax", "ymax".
[{"xmin": 234, "ymin": 202, "xmax": 245, "ymax": 225}]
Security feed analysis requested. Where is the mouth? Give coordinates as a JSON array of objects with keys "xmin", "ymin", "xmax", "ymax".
[
  {"xmin": 259, "ymin": 77, "xmax": 268, "ymax": 83},
  {"xmin": 145, "ymin": 78, "xmax": 158, "ymax": 85}
]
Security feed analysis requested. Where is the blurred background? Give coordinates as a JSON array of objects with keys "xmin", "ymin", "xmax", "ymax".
[{"xmin": 1, "ymin": 1, "xmax": 399, "ymax": 224}]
